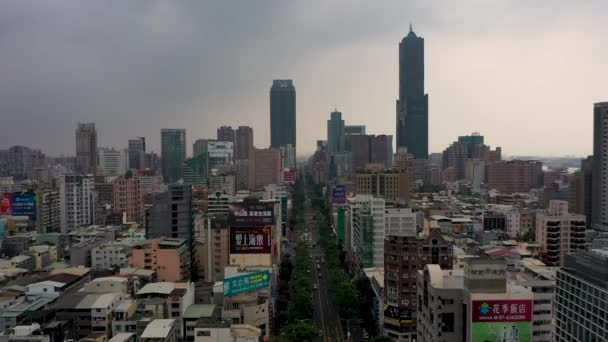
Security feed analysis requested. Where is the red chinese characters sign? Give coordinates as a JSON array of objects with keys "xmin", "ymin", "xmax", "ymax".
[
  {"xmin": 230, "ymin": 226, "xmax": 271, "ymax": 254},
  {"xmin": 0, "ymin": 195, "xmax": 11, "ymax": 215},
  {"xmin": 472, "ymin": 300, "xmax": 533, "ymax": 323}
]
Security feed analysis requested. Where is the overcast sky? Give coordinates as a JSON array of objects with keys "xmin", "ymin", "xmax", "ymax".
[{"xmin": 1, "ymin": 0, "xmax": 606, "ymax": 157}]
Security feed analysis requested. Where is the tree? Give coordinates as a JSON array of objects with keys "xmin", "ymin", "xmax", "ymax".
[
  {"xmin": 281, "ymin": 324, "xmax": 319, "ymax": 341},
  {"xmin": 335, "ymin": 281, "xmax": 359, "ymax": 319},
  {"xmin": 520, "ymin": 229, "xmax": 535, "ymax": 242}
]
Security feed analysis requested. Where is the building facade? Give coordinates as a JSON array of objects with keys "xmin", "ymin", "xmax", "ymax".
[
  {"xmin": 353, "ymin": 170, "xmax": 410, "ymax": 203},
  {"xmin": 128, "ymin": 137, "xmax": 145, "ymax": 170},
  {"xmin": 59, "ymin": 174, "xmax": 95, "ymax": 233},
  {"xmin": 235, "ymin": 126, "xmax": 254, "ymax": 160},
  {"xmin": 112, "ymin": 171, "xmax": 143, "ymax": 223},
  {"xmin": 536, "ymin": 200, "xmax": 586, "ymax": 266},
  {"xmin": 270, "ymin": 80, "xmax": 296, "ymax": 149},
  {"xmin": 592, "ymin": 102, "xmax": 608, "ymax": 231},
  {"xmin": 396, "ymin": 26, "xmax": 428, "ymax": 159},
  {"xmin": 248, "ymin": 148, "xmax": 280, "ymax": 191},
  {"xmin": 327, "ymin": 110, "xmax": 345, "ymax": 153},
  {"xmin": 487, "ymin": 160, "xmax": 543, "ymax": 194},
  {"xmin": 161, "ymin": 129, "xmax": 186, "ymax": 184},
  {"xmin": 75, "ymin": 123, "xmax": 98, "ymax": 174}
]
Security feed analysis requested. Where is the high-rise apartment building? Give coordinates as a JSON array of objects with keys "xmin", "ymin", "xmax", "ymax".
[
  {"xmin": 270, "ymin": 80, "xmax": 296, "ymax": 149},
  {"xmin": 59, "ymin": 174, "xmax": 96, "ymax": 233},
  {"xmin": 279, "ymin": 144, "xmax": 296, "ymax": 171},
  {"xmin": 112, "ymin": 170, "xmax": 143, "ymax": 223},
  {"xmin": 353, "ymin": 169, "xmax": 410, "ymax": 203},
  {"xmin": 592, "ymin": 102, "xmax": 608, "ymax": 231},
  {"xmin": 384, "ymin": 229, "xmax": 453, "ymax": 340},
  {"xmin": 327, "ymin": 110, "xmax": 345, "ymax": 153},
  {"xmin": 36, "ymin": 189, "xmax": 61, "ymax": 234},
  {"xmin": 161, "ymin": 129, "xmax": 186, "ymax": 184},
  {"xmin": 97, "ymin": 147, "xmax": 127, "ymax": 176},
  {"xmin": 536, "ymin": 200, "xmax": 586, "ymax": 266},
  {"xmin": 248, "ymin": 148, "xmax": 280, "ymax": 191},
  {"xmin": 75, "ymin": 123, "xmax": 98, "ymax": 174},
  {"xmin": 235, "ymin": 126, "xmax": 254, "ymax": 160},
  {"xmin": 554, "ymin": 250, "xmax": 608, "ymax": 342},
  {"xmin": 128, "ymin": 137, "xmax": 145, "ymax": 170},
  {"xmin": 487, "ymin": 160, "xmax": 543, "ymax": 194},
  {"xmin": 216, "ymin": 126, "xmax": 235, "ymax": 144},
  {"xmin": 396, "ymin": 26, "xmax": 428, "ymax": 159},
  {"xmin": 207, "ymin": 141, "xmax": 234, "ymax": 171}
]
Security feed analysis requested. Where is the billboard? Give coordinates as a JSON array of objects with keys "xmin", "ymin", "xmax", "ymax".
[
  {"xmin": 0, "ymin": 195, "xmax": 11, "ymax": 215},
  {"xmin": 229, "ymin": 202, "xmax": 275, "ymax": 226},
  {"xmin": 224, "ymin": 270, "xmax": 271, "ymax": 297},
  {"xmin": 472, "ymin": 300, "xmax": 532, "ymax": 342},
  {"xmin": 283, "ymin": 170, "xmax": 295, "ymax": 184},
  {"xmin": 332, "ymin": 185, "xmax": 346, "ymax": 204},
  {"xmin": 230, "ymin": 226, "xmax": 271, "ymax": 254},
  {"xmin": 11, "ymin": 195, "xmax": 36, "ymax": 218}
]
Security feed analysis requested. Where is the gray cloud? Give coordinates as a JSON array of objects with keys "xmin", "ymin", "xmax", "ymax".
[{"xmin": 0, "ymin": 0, "xmax": 606, "ymax": 157}]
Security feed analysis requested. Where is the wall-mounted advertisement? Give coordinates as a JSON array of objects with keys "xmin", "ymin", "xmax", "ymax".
[
  {"xmin": 11, "ymin": 195, "xmax": 36, "ymax": 218},
  {"xmin": 0, "ymin": 195, "xmax": 11, "ymax": 215},
  {"xmin": 223, "ymin": 270, "xmax": 270, "ymax": 297},
  {"xmin": 471, "ymin": 300, "xmax": 533, "ymax": 342},
  {"xmin": 229, "ymin": 226, "xmax": 271, "ymax": 254},
  {"xmin": 229, "ymin": 202, "xmax": 274, "ymax": 226},
  {"xmin": 332, "ymin": 184, "xmax": 346, "ymax": 204}
]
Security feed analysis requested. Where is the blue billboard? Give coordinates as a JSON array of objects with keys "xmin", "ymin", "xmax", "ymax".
[
  {"xmin": 11, "ymin": 195, "xmax": 36, "ymax": 218},
  {"xmin": 332, "ymin": 185, "xmax": 346, "ymax": 204}
]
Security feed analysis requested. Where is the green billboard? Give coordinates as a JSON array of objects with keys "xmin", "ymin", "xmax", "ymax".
[
  {"xmin": 472, "ymin": 322, "xmax": 531, "ymax": 342},
  {"xmin": 223, "ymin": 270, "xmax": 270, "ymax": 297}
]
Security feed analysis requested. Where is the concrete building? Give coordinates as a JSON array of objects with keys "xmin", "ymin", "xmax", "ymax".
[
  {"xmin": 98, "ymin": 147, "xmax": 127, "ymax": 176},
  {"xmin": 248, "ymin": 148, "xmax": 280, "ymax": 191},
  {"xmin": 136, "ymin": 282, "xmax": 195, "ymax": 339},
  {"xmin": 145, "ymin": 184, "xmax": 196, "ymax": 278},
  {"xmin": 128, "ymin": 137, "xmax": 146, "ymax": 170},
  {"xmin": 208, "ymin": 171, "xmax": 235, "ymax": 196},
  {"xmin": 487, "ymin": 160, "xmax": 543, "ymax": 194},
  {"xmin": 593, "ymin": 102, "xmax": 608, "ymax": 231},
  {"xmin": 570, "ymin": 155, "xmax": 593, "ymax": 223},
  {"xmin": 351, "ymin": 135, "xmax": 394, "ymax": 170},
  {"xmin": 234, "ymin": 159, "xmax": 249, "ymax": 191},
  {"xmin": 36, "ymin": 190, "xmax": 61, "ymax": 234},
  {"xmin": 217, "ymin": 126, "xmax": 235, "ymax": 143},
  {"xmin": 384, "ymin": 229, "xmax": 453, "ymax": 340},
  {"xmin": 536, "ymin": 200, "xmax": 586, "ymax": 266},
  {"xmin": 193, "ymin": 324, "xmax": 261, "ymax": 342},
  {"xmin": 183, "ymin": 154, "xmax": 208, "ymax": 187},
  {"xmin": 91, "ymin": 243, "xmax": 131, "ymax": 270},
  {"xmin": 197, "ymin": 217, "xmax": 230, "ymax": 282},
  {"xmin": 270, "ymin": 80, "xmax": 296, "ymax": 149},
  {"xmin": 54, "ymin": 292, "xmax": 123, "ymax": 340},
  {"xmin": 140, "ymin": 319, "xmax": 177, "ymax": 342},
  {"xmin": 113, "ymin": 171, "xmax": 143, "ymax": 223},
  {"xmin": 59, "ymin": 174, "xmax": 96, "ymax": 233},
  {"xmin": 353, "ymin": 169, "xmax": 410, "ymax": 203},
  {"xmin": 416, "ymin": 265, "xmax": 464, "ymax": 342},
  {"xmin": 161, "ymin": 129, "xmax": 186, "ymax": 184},
  {"xmin": 76, "ymin": 122, "xmax": 98, "ymax": 174},
  {"xmin": 279, "ymin": 144, "xmax": 296, "ymax": 171},
  {"xmin": 128, "ymin": 239, "xmax": 191, "ymax": 282},
  {"xmin": 235, "ymin": 126, "xmax": 254, "ymax": 160},
  {"xmin": 3, "ymin": 145, "xmax": 45, "ymax": 180},
  {"xmin": 554, "ymin": 250, "xmax": 608, "ymax": 342}
]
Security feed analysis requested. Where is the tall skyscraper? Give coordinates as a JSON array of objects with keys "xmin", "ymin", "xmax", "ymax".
[
  {"xmin": 327, "ymin": 110, "xmax": 345, "ymax": 153},
  {"xmin": 344, "ymin": 125, "xmax": 366, "ymax": 152},
  {"xmin": 235, "ymin": 126, "xmax": 254, "ymax": 160},
  {"xmin": 97, "ymin": 147, "xmax": 127, "ymax": 176},
  {"xmin": 75, "ymin": 123, "xmax": 98, "ymax": 174},
  {"xmin": 161, "ymin": 129, "xmax": 186, "ymax": 184},
  {"xmin": 128, "ymin": 137, "xmax": 145, "ymax": 170},
  {"xmin": 396, "ymin": 25, "xmax": 428, "ymax": 159},
  {"xmin": 217, "ymin": 126, "xmax": 235, "ymax": 143},
  {"xmin": 592, "ymin": 102, "xmax": 608, "ymax": 231},
  {"xmin": 270, "ymin": 80, "xmax": 296, "ymax": 149}
]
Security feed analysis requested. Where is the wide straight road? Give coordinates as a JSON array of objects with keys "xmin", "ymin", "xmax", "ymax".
[{"xmin": 304, "ymin": 187, "xmax": 344, "ymax": 342}]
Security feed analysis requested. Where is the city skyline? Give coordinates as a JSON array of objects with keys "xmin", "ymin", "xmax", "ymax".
[{"xmin": 1, "ymin": 1, "xmax": 606, "ymax": 157}]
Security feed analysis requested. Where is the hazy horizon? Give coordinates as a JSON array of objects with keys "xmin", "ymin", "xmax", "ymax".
[{"xmin": 1, "ymin": 1, "xmax": 606, "ymax": 158}]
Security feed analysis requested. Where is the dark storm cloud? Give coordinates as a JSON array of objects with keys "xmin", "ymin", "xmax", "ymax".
[{"xmin": 0, "ymin": 1, "xmax": 606, "ymax": 156}]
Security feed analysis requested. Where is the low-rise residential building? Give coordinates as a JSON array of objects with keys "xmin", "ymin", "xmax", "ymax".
[
  {"xmin": 91, "ymin": 243, "xmax": 132, "ymax": 270},
  {"xmin": 140, "ymin": 319, "xmax": 177, "ymax": 342},
  {"xmin": 54, "ymin": 292, "xmax": 124, "ymax": 340},
  {"xmin": 128, "ymin": 239, "xmax": 191, "ymax": 282}
]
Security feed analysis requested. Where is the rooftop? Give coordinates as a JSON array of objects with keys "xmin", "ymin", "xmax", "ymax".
[
  {"xmin": 140, "ymin": 319, "xmax": 175, "ymax": 338},
  {"xmin": 109, "ymin": 333, "xmax": 135, "ymax": 342},
  {"xmin": 183, "ymin": 304, "xmax": 217, "ymax": 319},
  {"xmin": 137, "ymin": 282, "xmax": 175, "ymax": 296}
]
